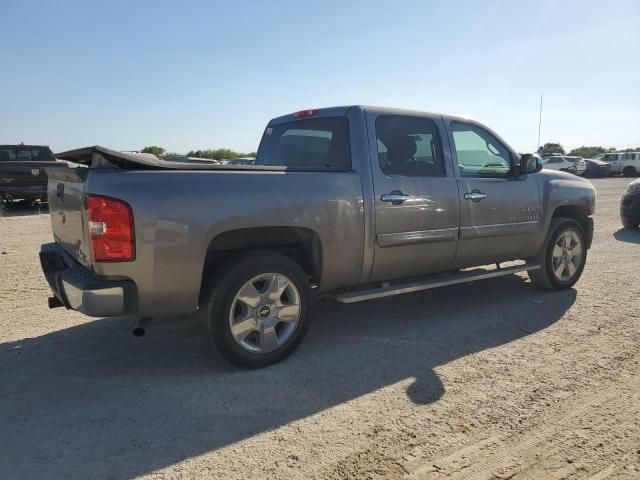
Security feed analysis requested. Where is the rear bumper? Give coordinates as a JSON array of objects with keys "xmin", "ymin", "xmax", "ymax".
[
  {"xmin": 1, "ymin": 184, "xmax": 47, "ymax": 198},
  {"xmin": 39, "ymin": 243, "xmax": 135, "ymax": 317}
]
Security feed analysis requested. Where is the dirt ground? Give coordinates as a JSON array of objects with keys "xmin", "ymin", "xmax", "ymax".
[{"xmin": 1, "ymin": 177, "xmax": 639, "ymax": 480}]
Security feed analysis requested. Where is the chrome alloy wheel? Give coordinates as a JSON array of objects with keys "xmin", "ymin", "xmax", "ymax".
[
  {"xmin": 228, "ymin": 273, "xmax": 301, "ymax": 353},
  {"xmin": 551, "ymin": 229, "xmax": 583, "ymax": 282}
]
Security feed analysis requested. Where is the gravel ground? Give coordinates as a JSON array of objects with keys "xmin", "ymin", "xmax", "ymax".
[{"xmin": 1, "ymin": 177, "xmax": 639, "ymax": 480}]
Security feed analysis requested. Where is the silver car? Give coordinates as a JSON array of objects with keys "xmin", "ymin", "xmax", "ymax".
[{"xmin": 542, "ymin": 155, "xmax": 587, "ymax": 175}]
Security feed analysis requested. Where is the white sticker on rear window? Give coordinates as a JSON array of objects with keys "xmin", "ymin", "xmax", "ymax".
[{"xmin": 265, "ymin": 127, "xmax": 273, "ymax": 135}]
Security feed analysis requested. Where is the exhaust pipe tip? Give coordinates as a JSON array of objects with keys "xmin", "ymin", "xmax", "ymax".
[
  {"xmin": 48, "ymin": 296, "xmax": 64, "ymax": 309},
  {"xmin": 131, "ymin": 318, "xmax": 150, "ymax": 337},
  {"xmin": 132, "ymin": 327, "xmax": 146, "ymax": 337}
]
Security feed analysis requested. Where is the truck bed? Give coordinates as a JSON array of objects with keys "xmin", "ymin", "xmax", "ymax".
[
  {"xmin": 55, "ymin": 146, "xmax": 286, "ymax": 171},
  {"xmin": 45, "ymin": 157, "xmax": 366, "ymax": 317}
]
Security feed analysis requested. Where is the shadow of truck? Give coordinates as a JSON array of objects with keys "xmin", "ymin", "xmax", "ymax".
[{"xmin": 0, "ymin": 275, "xmax": 575, "ymax": 478}]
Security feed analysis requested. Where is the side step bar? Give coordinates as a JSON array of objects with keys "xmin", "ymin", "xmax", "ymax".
[{"xmin": 330, "ymin": 263, "xmax": 540, "ymax": 304}]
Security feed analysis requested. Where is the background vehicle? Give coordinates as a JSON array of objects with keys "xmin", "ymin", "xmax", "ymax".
[
  {"xmin": 0, "ymin": 144, "xmax": 60, "ymax": 203},
  {"xmin": 621, "ymin": 178, "xmax": 640, "ymax": 228},
  {"xmin": 39, "ymin": 106, "xmax": 595, "ymax": 368},
  {"xmin": 164, "ymin": 155, "xmax": 224, "ymax": 165},
  {"xmin": 228, "ymin": 157, "xmax": 256, "ymax": 165},
  {"xmin": 596, "ymin": 152, "xmax": 640, "ymax": 177},
  {"xmin": 542, "ymin": 155, "xmax": 586, "ymax": 175},
  {"xmin": 583, "ymin": 158, "xmax": 611, "ymax": 178}
]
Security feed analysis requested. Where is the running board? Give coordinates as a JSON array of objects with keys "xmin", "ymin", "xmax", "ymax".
[{"xmin": 330, "ymin": 263, "xmax": 540, "ymax": 304}]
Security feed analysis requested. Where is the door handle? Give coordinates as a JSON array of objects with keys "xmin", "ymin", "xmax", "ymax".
[
  {"xmin": 381, "ymin": 192, "xmax": 410, "ymax": 205},
  {"xmin": 464, "ymin": 191, "xmax": 487, "ymax": 201}
]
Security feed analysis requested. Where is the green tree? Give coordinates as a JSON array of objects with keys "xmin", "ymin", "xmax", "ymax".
[
  {"xmin": 567, "ymin": 146, "xmax": 624, "ymax": 158},
  {"xmin": 187, "ymin": 148, "xmax": 241, "ymax": 160},
  {"xmin": 567, "ymin": 146, "xmax": 607, "ymax": 158},
  {"xmin": 540, "ymin": 142, "xmax": 565, "ymax": 156},
  {"xmin": 141, "ymin": 146, "xmax": 165, "ymax": 157}
]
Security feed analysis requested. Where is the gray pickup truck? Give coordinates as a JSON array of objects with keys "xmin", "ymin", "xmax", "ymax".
[{"xmin": 40, "ymin": 106, "xmax": 595, "ymax": 368}]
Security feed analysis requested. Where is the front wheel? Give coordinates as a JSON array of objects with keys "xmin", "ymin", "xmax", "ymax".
[
  {"xmin": 201, "ymin": 251, "xmax": 311, "ymax": 368},
  {"xmin": 528, "ymin": 218, "xmax": 587, "ymax": 290}
]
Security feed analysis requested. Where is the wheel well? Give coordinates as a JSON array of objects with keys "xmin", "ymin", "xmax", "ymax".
[
  {"xmin": 552, "ymin": 205, "xmax": 592, "ymax": 245},
  {"xmin": 199, "ymin": 227, "xmax": 322, "ymax": 302}
]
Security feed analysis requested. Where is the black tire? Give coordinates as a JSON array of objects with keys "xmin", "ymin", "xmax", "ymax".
[
  {"xmin": 623, "ymin": 166, "xmax": 637, "ymax": 177},
  {"xmin": 528, "ymin": 217, "xmax": 587, "ymax": 290},
  {"xmin": 622, "ymin": 219, "xmax": 639, "ymax": 229},
  {"xmin": 201, "ymin": 250, "xmax": 311, "ymax": 368}
]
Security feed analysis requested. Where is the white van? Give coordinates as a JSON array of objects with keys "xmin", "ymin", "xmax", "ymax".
[{"xmin": 596, "ymin": 152, "xmax": 640, "ymax": 177}]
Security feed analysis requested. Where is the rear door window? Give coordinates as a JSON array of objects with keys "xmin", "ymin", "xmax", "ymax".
[
  {"xmin": 255, "ymin": 117, "xmax": 350, "ymax": 170},
  {"xmin": 375, "ymin": 115, "xmax": 445, "ymax": 177}
]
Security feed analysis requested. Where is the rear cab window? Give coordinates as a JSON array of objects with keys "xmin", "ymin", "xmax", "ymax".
[
  {"xmin": 255, "ymin": 117, "xmax": 350, "ymax": 170},
  {"xmin": 0, "ymin": 146, "xmax": 53, "ymax": 162}
]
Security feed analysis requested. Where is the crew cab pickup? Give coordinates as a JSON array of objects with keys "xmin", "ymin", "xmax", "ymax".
[
  {"xmin": 0, "ymin": 144, "xmax": 60, "ymax": 203},
  {"xmin": 596, "ymin": 152, "xmax": 640, "ymax": 177},
  {"xmin": 40, "ymin": 106, "xmax": 596, "ymax": 368}
]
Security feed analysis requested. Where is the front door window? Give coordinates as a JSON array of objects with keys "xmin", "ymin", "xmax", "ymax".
[{"xmin": 451, "ymin": 122, "xmax": 512, "ymax": 177}]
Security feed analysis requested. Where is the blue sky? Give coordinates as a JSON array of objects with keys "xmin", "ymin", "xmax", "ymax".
[{"xmin": 1, "ymin": 0, "xmax": 638, "ymax": 153}]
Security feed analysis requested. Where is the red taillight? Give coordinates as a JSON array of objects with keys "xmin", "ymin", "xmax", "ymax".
[
  {"xmin": 85, "ymin": 194, "xmax": 135, "ymax": 262},
  {"xmin": 293, "ymin": 108, "xmax": 319, "ymax": 118}
]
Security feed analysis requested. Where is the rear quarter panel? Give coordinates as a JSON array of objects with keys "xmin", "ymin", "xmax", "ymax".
[{"xmin": 85, "ymin": 170, "xmax": 365, "ymax": 317}]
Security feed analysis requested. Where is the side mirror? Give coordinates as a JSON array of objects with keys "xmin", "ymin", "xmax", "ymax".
[{"xmin": 518, "ymin": 153, "xmax": 543, "ymax": 175}]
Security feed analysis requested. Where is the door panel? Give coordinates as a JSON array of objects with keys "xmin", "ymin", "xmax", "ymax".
[
  {"xmin": 602, "ymin": 153, "xmax": 621, "ymax": 173},
  {"xmin": 367, "ymin": 112, "xmax": 459, "ymax": 282},
  {"xmin": 447, "ymin": 120, "xmax": 542, "ymax": 267},
  {"xmin": 455, "ymin": 176, "xmax": 540, "ymax": 266}
]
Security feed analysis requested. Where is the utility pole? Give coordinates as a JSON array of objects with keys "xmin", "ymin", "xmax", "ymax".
[{"xmin": 537, "ymin": 94, "xmax": 543, "ymax": 151}]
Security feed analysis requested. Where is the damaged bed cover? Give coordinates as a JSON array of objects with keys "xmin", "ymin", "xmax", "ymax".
[{"xmin": 54, "ymin": 146, "xmax": 285, "ymax": 171}]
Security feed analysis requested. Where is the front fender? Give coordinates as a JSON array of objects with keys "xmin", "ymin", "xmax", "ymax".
[{"xmin": 536, "ymin": 170, "xmax": 596, "ymax": 249}]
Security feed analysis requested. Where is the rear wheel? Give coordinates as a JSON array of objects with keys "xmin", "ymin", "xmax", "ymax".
[
  {"xmin": 622, "ymin": 219, "xmax": 639, "ymax": 229},
  {"xmin": 623, "ymin": 166, "xmax": 637, "ymax": 177},
  {"xmin": 528, "ymin": 218, "xmax": 587, "ymax": 290},
  {"xmin": 201, "ymin": 251, "xmax": 311, "ymax": 368}
]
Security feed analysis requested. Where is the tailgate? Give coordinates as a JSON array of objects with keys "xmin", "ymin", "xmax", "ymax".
[
  {"xmin": 0, "ymin": 161, "xmax": 52, "ymax": 187},
  {"xmin": 46, "ymin": 166, "xmax": 93, "ymax": 268}
]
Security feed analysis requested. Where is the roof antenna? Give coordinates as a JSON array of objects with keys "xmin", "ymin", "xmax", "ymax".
[{"xmin": 537, "ymin": 94, "xmax": 543, "ymax": 151}]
